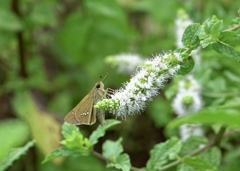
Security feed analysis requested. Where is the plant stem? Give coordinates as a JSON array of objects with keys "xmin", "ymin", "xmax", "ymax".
[
  {"xmin": 224, "ymin": 24, "xmax": 240, "ymax": 31},
  {"xmin": 159, "ymin": 126, "xmax": 227, "ymax": 170},
  {"xmin": 92, "ymin": 150, "xmax": 146, "ymax": 171},
  {"xmin": 91, "ymin": 150, "xmax": 110, "ymax": 162},
  {"xmin": 214, "ymin": 126, "xmax": 226, "ymax": 146},
  {"xmin": 11, "ymin": 0, "xmax": 27, "ymax": 78}
]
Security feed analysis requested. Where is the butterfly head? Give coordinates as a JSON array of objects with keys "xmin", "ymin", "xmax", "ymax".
[{"xmin": 95, "ymin": 81, "xmax": 104, "ymax": 89}]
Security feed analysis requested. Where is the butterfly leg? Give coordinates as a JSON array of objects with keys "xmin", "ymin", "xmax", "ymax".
[
  {"xmin": 96, "ymin": 110, "xmax": 105, "ymax": 126},
  {"xmin": 105, "ymin": 88, "xmax": 116, "ymax": 98}
]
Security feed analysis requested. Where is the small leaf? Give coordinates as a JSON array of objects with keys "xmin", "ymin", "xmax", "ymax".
[
  {"xmin": 60, "ymin": 122, "xmax": 91, "ymax": 154},
  {"xmin": 197, "ymin": 147, "xmax": 222, "ymax": 168},
  {"xmin": 103, "ymin": 137, "xmax": 131, "ymax": 171},
  {"xmin": 212, "ymin": 32, "xmax": 240, "ymax": 61},
  {"xmin": 178, "ymin": 157, "xmax": 217, "ymax": 171},
  {"xmin": 102, "ymin": 138, "xmax": 123, "ymax": 161},
  {"xmin": 42, "ymin": 147, "xmax": 80, "ymax": 164},
  {"xmin": 89, "ymin": 119, "xmax": 120, "ymax": 146},
  {"xmin": 182, "ymin": 23, "xmax": 201, "ymax": 49},
  {"xmin": 0, "ymin": 140, "xmax": 35, "ymax": 171},
  {"xmin": 178, "ymin": 57, "xmax": 195, "ymax": 75},
  {"xmin": 168, "ymin": 109, "xmax": 240, "ymax": 129},
  {"xmin": 61, "ymin": 122, "xmax": 81, "ymax": 140},
  {"xmin": 198, "ymin": 16, "xmax": 223, "ymax": 48},
  {"xmin": 147, "ymin": 137, "xmax": 182, "ymax": 170},
  {"xmin": 180, "ymin": 136, "xmax": 208, "ymax": 156},
  {"xmin": 107, "ymin": 154, "xmax": 131, "ymax": 171},
  {"xmin": 0, "ymin": 119, "xmax": 30, "ymax": 161}
]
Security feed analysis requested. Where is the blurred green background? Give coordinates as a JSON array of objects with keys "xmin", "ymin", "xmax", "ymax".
[{"xmin": 0, "ymin": 0, "xmax": 239, "ymax": 170}]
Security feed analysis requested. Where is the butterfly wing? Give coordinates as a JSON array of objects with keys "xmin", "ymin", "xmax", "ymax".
[{"xmin": 64, "ymin": 89, "xmax": 96, "ymax": 125}]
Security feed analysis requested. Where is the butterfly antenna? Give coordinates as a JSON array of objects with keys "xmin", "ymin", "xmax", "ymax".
[{"xmin": 102, "ymin": 72, "xmax": 109, "ymax": 82}]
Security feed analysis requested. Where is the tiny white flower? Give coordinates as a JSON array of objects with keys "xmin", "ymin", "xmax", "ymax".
[
  {"xmin": 105, "ymin": 54, "xmax": 145, "ymax": 74},
  {"xmin": 172, "ymin": 75, "xmax": 203, "ymax": 141},
  {"xmin": 179, "ymin": 124, "xmax": 203, "ymax": 141}
]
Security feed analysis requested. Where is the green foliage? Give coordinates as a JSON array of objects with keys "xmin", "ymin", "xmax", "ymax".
[
  {"xmin": 178, "ymin": 157, "xmax": 217, "ymax": 171},
  {"xmin": 180, "ymin": 136, "xmax": 208, "ymax": 156},
  {"xmin": 146, "ymin": 137, "xmax": 182, "ymax": 170},
  {"xmin": 182, "ymin": 23, "xmax": 201, "ymax": 50},
  {"xmin": 197, "ymin": 147, "xmax": 221, "ymax": 168},
  {"xmin": 178, "ymin": 56, "xmax": 195, "ymax": 75},
  {"xmin": 61, "ymin": 122, "xmax": 91, "ymax": 154},
  {"xmin": 42, "ymin": 147, "xmax": 80, "ymax": 164},
  {"xmin": 212, "ymin": 31, "xmax": 240, "ymax": 61},
  {"xmin": 0, "ymin": 140, "xmax": 35, "ymax": 171},
  {"xmin": 89, "ymin": 119, "xmax": 121, "ymax": 146},
  {"xmin": 103, "ymin": 138, "xmax": 131, "ymax": 171},
  {"xmin": 181, "ymin": 15, "xmax": 240, "ymax": 61},
  {"xmin": 168, "ymin": 109, "xmax": 240, "ymax": 129},
  {"xmin": 43, "ymin": 120, "xmax": 120, "ymax": 163},
  {"xmin": 0, "ymin": 119, "xmax": 30, "ymax": 161},
  {"xmin": 198, "ymin": 16, "xmax": 223, "ymax": 48}
]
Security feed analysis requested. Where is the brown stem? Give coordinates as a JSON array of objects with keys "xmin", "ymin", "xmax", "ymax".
[
  {"xmin": 91, "ymin": 150, "xmax": 110, "ymax": 162},
  {"xmin": 224, "ymin": 24, "xmax": 240, "ymax": 32},
  {"xmin": 91, "ymin": 150, "xmax": 144, "ymax": 171},
  {"xmin": 11, "ymin": 0, "xmax": 27, "ymax": 78}
]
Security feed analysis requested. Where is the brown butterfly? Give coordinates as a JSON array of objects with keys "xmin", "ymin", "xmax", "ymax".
[{"xmin": 64, "ymin": 76, "xmax": 108, "ymax": 126}]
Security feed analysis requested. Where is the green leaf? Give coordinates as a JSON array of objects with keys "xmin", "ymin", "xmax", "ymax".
[
  {"xmin": 0, "ymin": 8, "xmax": 22, "ymax": 31},
  {"xmin": 102, "ymin": 138, "xmax": 123, "ymax": 161},
  {"xmin": 198, "ymin": 16, "xmax": 223, "ymax": 48},
  {"xmin": 107, "ymin": 154, "xmax": 131, "ymax": 171},
  {"xmin": 89, "ymin": 119, "xmax": 120, "ymax": 146},
  {"xmin": 103, "ymin": 137, "xmax": 131, "ymax": 171},
  {"xmin": 42, "ymin": 147, "xmax": 80, "ymax": 164},
  {"xmin": 61, "ymin": 122, "xmax": 81, "ymax": 140},
  {"xmin": 168, "ymin": 109, "xmax": 240, "ymax": 129},
  {"xmin": 178, "ymin": 157, "xmax": 217, "ymax": 171},
  {"xmin": 180, "ymin": 137, "xmax": 208, "ymax": 156},
  {"xmin": 197, "ymin": 147, "xmax": 221, "ymax": 168},
  {"xmin": 178, "ymin": 56, "xmax": 195, "ymax": 75},
  {"xmin": 147, "ymin": 137, "xmax": 182, "ymax": 170},
  {"xmin": 212, "ymin": 32, "xmax": 240, "ymax": 61},
  {"xmin": 182, "ymin": 23, "xmax": 201, "ymax": 49},
  {"xmin": 221, "ymin": 146, "xmax": 240, "ymax": 171},
  {"xmin": 0, "ymin": 119, "xmax": 30, "ymax": 161},
  {"xmin": 61, "ymin": 122, "xmax": 91, "ymax": 154},
  {"xmin": 0, "ymin": 140, "xmax": 35, "ymax": 171}
]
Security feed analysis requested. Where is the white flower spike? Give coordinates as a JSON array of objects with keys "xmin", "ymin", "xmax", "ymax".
[{"xmin": 96, "ymin": 52, "xmax": 183, "ymax": 118}]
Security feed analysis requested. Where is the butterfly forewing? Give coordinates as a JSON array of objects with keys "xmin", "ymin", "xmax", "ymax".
[
  {"xmin": 64, "ymin": 89, "xmax": 96, "ymax": 125},
  {"xmin": 64, "ymin": 81, "xmax": 107, "ymax": 126}
]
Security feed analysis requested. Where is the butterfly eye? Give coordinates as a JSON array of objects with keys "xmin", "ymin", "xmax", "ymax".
[{"xmin": 96, "ymin": 83, "xmax": 101, "ymax": 88}]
